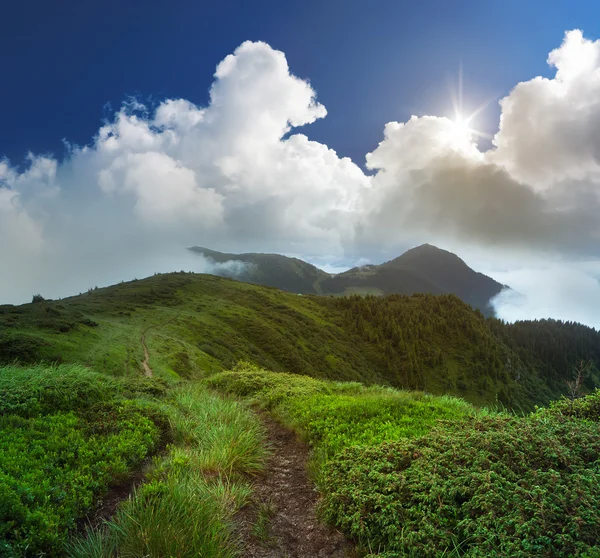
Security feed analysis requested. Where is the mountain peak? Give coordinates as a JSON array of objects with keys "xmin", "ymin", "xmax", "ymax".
[{"xmin": 190, "ymin": 244, "xmax": 506, "ymax": 315}]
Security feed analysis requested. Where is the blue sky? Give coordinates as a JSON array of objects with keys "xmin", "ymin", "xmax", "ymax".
[
  {"xmin": 3, "ymin": 1, "xmax": 600, "ymax": 327},
  {"xmin": 3, "ymin": 0, "xmax": 599, "ymax": 168}
]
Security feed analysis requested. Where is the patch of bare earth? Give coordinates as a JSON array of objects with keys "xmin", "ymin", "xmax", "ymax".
[
  {"xmin": 236, "ymin": 417, "xmax": 354, "ymax": 558},
  {"xmin": 141, "ymin": 332, "xmax": 153, "ymax": 377}
]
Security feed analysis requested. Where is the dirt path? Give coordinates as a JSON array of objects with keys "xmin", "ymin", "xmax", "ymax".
[
  {"xmin": 140, "ymin": 315, "xmax": 179, "ymax": 377},
  {"xmin": 141, "ymin": 332, "xmax": 153, "ymax": 377},
  {"xmin": 236, "ymin": 417, "xmax": 354, "ymax": 558}
]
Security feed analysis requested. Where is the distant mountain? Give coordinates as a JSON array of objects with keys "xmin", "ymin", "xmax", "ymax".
[
  {"xmin": 189, "ymin": 246, "xmax": 330, "ymax": 294},
  {"xmin": 189, "ymin": 244, "xmax": 507, "ymax": 314},
  {"xmin": 320, "ymin": 244, "xmax": 506, "ymax": 314}
]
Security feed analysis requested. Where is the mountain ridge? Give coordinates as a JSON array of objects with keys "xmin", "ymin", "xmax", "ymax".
[{"xmin": 190, "ymin": 243, "xmax": 506, "ymax": 315}]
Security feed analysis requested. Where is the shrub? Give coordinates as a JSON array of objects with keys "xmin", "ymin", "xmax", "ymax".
[
  {"xmin": 0, "ymin": 409, "xmax": 159, "ymax": 555},
  {"xmin": 320, "ymin": 414, "xmax": 600, "ymax": 557},
  {"xmin": 0, "ymin": 364, "xmax": 165, "ymax": 555},
  {"xmin": 205, "ymin": 361, "xmax": 333, "ymax": 407},
  {"xmin": 0, "ymin": 334, "xmax": 48, "ymax": 364},
  {"xmin": 543, "ymin": 388, "xmax": 600, "ymax": 421}
]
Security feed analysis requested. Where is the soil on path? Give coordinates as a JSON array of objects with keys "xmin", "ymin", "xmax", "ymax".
[
  {"xmin": 236, "ymin": 416, "xmax": 354, "ymax": 558},
  {"xmin": 140, "ymin": 315, "xmax": 179, "ymax": 377},
  {"xmin": 141, "ymin": 332, "xmax": 153, "ymax": 377}
]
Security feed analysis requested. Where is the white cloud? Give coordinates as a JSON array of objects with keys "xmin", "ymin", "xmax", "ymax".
[
  {"xmin": 491, "ymin": 263, "xmax": 600, "ymax": 330},
  {"xmin": 2, "ymin": 33, "xmax": 600, "ymax": 328},
  {"xmin": 492, "ymin": 30, "xmax": 600, "ymax": 188}
]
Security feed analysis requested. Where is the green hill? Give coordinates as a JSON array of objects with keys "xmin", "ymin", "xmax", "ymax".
[
  {"xmin": 3, "ymin": 273, "xmax": 600, "ymax": 556},
  {"xmin": 1, "ymin": 272, "xmax": 597, "ymax": 410},
  {"xmin": 190, "ymin": 243, "xmax": 506, "ymax": 314}
]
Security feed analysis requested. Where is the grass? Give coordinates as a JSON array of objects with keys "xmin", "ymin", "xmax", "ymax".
[
  {"xmin": 0, "ymin": 271, "xmax": 577, "ymax": 410},
  {"xmin": 251, "ymin": 498, "xmax": 276, "ymax": 543},
  {"xmin": 0, "ymin": 364, "xmax": 164, "ymax": 557},
  {"xmin": 206, "ymin": 362, "xmax": 476, "ymax": 463},
  {"xmin": 67, "ymin": 384, "xmax": 267, "ymax": 558},
  {"xmin": 207, "ymin": 363, "xmax": 600, "ymax": 557}
]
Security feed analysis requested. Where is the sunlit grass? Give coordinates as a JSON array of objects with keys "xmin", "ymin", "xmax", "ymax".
[{"xmin": 68, "ymin": 383, "xmax": 267, "ymax": 558}]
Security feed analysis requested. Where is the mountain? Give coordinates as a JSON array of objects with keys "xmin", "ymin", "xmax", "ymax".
[
  {"xmin": 189, "ymin": 246, "xmax": 330, "ymax": 294},
  {"xmin": 190, "ymin": 244, "xmax": 506, "ymax": 314},
  {"xmin": 320, "ymin": 244, "xmax": 505, "ymax": 314},
  {"xmin": 1, "ymin": 272, "xmax": 597, "ymax": 410}
]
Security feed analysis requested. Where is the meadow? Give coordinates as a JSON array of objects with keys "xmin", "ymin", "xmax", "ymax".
[{"xmin": 2, "ymin": 273, "xmax": 600, "ymax": 556}]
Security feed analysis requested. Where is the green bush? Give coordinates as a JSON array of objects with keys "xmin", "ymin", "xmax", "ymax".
[
  {"xmin": 205, "ymin": 361, "xmax": 333, "ymax": 406},
  {"xmin": 543, "ymin": 388, "xmax": 600, "ymax": 421},
  {"xmin": 0, "ymin": 364, "xmax": 165, "ymax": 556},
  {"xmin": 320, "ymin": 414, "xmax": 600, "ymax": 557},
  {"xmin": 0, "ymin": 408, "xmax": 159, "ymax": 556},
  {"xmin": 207, "ymin": 363, "xmax": 474, "ymax": 462},
  {"xmin": 0, "ymin": 364, "xmax": 167, "ymax": 418},
  {"xmin": 282, "ymin": 391, "xmax": 474, "ymax": 460},
  {"xmin": 0, "ymin": 334, "xmax": 48, "ymax": 364}
]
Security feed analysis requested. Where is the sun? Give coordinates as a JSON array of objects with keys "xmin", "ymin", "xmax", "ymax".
[
  {"xmin": 448, "ymin": 113, "xmax": 473, "ymax": 141},
  {"xmin": 442, "ymin": 65, "xmax": 493, "ymax": 151},
  {"xmin": 439, "ymin": 112, "xmax": 479, "ymax": 152}
]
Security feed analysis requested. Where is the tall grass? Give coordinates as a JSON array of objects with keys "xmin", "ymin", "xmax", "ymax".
[
  {"xmin": 206, "ymin": 362, "xmax": 477, "ymax": 463},
  {"xmin": 68, "ymin": 384, "xmax": 267, "ymax": 558}
]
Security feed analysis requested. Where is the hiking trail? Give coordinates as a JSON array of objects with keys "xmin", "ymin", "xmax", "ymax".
[
  {"xmin": 236, "ymin": 416, "xmax": 354, "ymax": 558},
  {"xmin": 140, "ymin": 315, "xmax": 179, "ymax": 377}
]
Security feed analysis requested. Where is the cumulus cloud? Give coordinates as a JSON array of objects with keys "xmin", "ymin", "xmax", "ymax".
[
  {"xmin": 0, "ymin": 41, "xmax": 368, "ymax": 303},
  {"xmin": 355, "ymin": 33, "xmax": 600, "ymax": 257},
  {"xmin": 1, "ymin": 33, "xmax": 600, "ymax": 327}
]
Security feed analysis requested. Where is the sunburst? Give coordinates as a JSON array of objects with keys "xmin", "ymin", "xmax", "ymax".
[{"xmin": 446, "ymin": 63, "xmax": 493, "ymax": 147}]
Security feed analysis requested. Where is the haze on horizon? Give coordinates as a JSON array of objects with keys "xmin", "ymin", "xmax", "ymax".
[{"xmin": 1, "ymin": 2, "xmax": 600, "ymax": 329}]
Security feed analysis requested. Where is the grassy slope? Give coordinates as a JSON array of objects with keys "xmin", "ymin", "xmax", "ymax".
[
  {"xmin": 0, "ymin": 362, "xmax": 267, "ymax": 557},
  {"xmin": 207, "ymin": 364, "xmax": 600, "ymax": 557},
  {"xmin": 0, "ymin": 272, "xmax": 576, "ymax": 410},
  {"xmin": 3, "ymin": 274, "xmax": 600, "ymax": 556}
]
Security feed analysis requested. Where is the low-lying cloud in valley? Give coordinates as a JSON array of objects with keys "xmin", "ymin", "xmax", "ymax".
[{"xmin": 2, "ymin": 31, "xmax": 600, "ymax": 327}]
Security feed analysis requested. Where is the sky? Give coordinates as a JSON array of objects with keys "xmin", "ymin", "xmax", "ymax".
[{"xmin": 2, "ymin": 0, "xmax": 600, "ymax": 328}]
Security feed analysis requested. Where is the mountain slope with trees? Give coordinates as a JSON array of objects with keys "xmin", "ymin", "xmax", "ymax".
[
  {"xmin": 1, "ymin": 272, "xmax": 597, "ymax": 410},
  {"xmin": 190, "ymin": 243, "xmax": 506, "ymax": 314}
]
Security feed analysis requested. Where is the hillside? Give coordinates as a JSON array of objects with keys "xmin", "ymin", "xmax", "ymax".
[
  {"xmin": 190, "ymin": 243, "xmax": 506, "ymax": 314},
  {"xmin": 1, "ymin": 272, "xmax": 597, "ymax": 410},
  {"xmin": 3, "ymin": 274, "xmax": 600, "ymax": 556}
]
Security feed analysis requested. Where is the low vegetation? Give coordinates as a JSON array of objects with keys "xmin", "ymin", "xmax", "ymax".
[
  {"xmin": 67, "ymin": 385, "xmax": 267, "ymax": 558},
  {"xmin": 2, "ymin": 274, "xmax": 600, "ymax": 556},
  {"xmin": 1, "ymin": 273, "xmax": 598, "ymax": 411},
  {"xmin": 206, "ymin": 362, "xmax": 476, "ymax": 462},
  {"xmin": 209, "ymin": 364, "xmax": 600, "ymax": 557},
  {"xmin": 0, "ymin": 363, "xmax": 267, "ymax": 557},
  {"xmin": 0, "ymin": 364, "xmax": 164, "ymax": 557}
]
